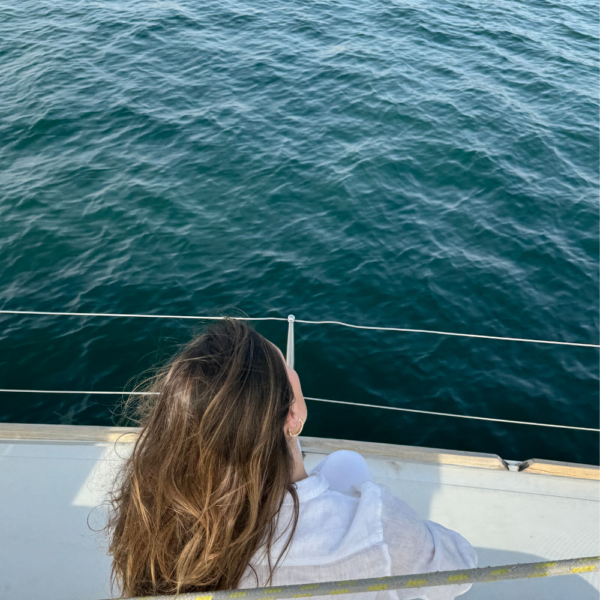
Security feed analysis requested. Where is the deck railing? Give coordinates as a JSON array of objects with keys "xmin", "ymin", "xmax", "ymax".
[{"xmin": 0, "ymin": 309, "xmax": 598, "ymax": 432}]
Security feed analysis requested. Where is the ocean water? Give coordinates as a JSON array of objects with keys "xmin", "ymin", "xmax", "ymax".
[{"xmin": 0, "ymin": 0, "xmax": 598, "ymax": 465}]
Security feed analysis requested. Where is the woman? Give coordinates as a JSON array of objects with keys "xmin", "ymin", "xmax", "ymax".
[{"xmin": 107, "ymin": 319, "xmax": 476, "ymax": 599}]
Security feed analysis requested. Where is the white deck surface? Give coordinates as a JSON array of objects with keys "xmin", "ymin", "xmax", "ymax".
[{"xmin": 0, "ymin": 438, "xmax": 598, "ymax": 600}]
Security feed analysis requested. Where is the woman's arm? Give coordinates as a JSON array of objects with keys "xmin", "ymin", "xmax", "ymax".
[{"xmin": 380, "ymin": 486, "xmax": 477, "ymax": 600}]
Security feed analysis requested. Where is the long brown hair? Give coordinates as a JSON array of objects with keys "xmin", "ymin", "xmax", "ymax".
[{"xmin": 106, "ymin": 318, "xmax": 300, "ymax": 597}]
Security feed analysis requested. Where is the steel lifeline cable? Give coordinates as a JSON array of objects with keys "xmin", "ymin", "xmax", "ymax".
[
  {"xmin": 0, "ymin": 309, "xmax": 598, "ymax": 347},
  {"xmin": 0, "ymin": 389, "xmax": 596, "ymax": 431},
  {"xmin": 0, "ymin": 310, "xmax": 598, "ymax": 431},
  {"xmin": 96, "ymin": 557, "xmax": 599, "ymax": 600}
]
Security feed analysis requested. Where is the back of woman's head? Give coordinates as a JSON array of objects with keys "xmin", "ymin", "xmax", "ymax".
[{"xmin": 107, "ymin": 318, "xmax": 299, "ymax": 597}]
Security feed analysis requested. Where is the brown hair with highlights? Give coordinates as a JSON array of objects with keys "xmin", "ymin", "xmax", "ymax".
[{"xmin": 106, "ymin": 318, "xmax": 299, "ymax": 597}]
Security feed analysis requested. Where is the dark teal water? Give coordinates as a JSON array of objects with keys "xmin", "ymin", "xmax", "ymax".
[{"xmin": 0, "ymin": 0, "xmax": 598, "ymax": 465}]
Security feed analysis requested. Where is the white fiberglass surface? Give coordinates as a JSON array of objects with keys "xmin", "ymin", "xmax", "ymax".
[
  {"xmin": 305, "ymin": 453, "xmax": 600, "ymax": 600},
  {"xmin": 0, "ymin": 442, "xmax": 598, "ymax": 600}
]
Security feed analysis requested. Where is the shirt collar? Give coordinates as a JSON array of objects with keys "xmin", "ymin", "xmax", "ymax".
[{"xmin": 283, "ymin": 471, "xmax": 329, "ymax": 505}]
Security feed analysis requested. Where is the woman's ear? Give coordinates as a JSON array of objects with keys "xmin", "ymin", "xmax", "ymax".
[{"xmin": 285, "ymin": 406, "xmax": 302, "ymax": 437}]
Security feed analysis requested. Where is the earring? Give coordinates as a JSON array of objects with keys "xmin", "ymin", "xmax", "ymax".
[{"xmin": 288, "ymin": 418, "xmax": 305, "ymax": 438}]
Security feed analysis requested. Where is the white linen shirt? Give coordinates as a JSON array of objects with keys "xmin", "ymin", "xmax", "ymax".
[{"xmin": 239, "ymin": 451, "xmax": 477, "ymax": 600}]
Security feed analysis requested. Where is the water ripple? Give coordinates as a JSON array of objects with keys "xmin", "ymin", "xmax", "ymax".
[{"xmin": 0, "ymin": 0, "xmax": 598, "ymax": 463}]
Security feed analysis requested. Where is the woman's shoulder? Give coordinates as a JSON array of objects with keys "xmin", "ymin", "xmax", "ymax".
[
  {"xmin": 307, "ymin": 449, "xmax": 375, "ymax": 494},
  {"xmin": 307, "ymin": 450, "xmax": 418, "ymax": 517},
  {"xmin": 280, "ymin": 468, "xmax": 386, "ymax": 564},
  {"xmin": 375, "ymin": 484, "xmax": 478, "ymax": 579}
]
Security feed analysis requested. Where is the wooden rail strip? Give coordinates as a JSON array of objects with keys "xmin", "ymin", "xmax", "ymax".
[
  {"xmin": 299, "ymin": 436, "xmax": 508, "ymax": 471},
  {"xmin": 0, "ymin": 422, "xmax": 138, "ymax": 443},
  {"xmin": 518, "ymin": 458, "xmax": 599, "ymax": 481},
  {"xmin": 0, "ymin": 423, "xmax": 598, "ymax": 479},
  {"xmin": 0, "ymin": 424, "xmax": 505, "ymax": 468}
]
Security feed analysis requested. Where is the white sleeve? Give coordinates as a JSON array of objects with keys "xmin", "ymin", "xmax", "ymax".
[{"xmin": 380, "ymin": 486, "xmax": 477, "ymax": 600}]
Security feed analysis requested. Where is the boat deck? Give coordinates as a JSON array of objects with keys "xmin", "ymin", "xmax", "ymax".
[{"xmin": 0, "ymin": 424, "xmax": 598, "ymax": 600}]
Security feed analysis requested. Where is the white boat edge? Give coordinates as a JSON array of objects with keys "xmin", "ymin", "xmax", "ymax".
[
  {"xmin": 1, "ymin": 422, "xmax": 597, "ymax": 480},
  {"xmin": 0, "ymin": 422, "xmax": 598, "ymax": 600}
]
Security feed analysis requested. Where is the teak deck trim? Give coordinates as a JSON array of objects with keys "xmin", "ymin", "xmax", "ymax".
[
  {"xmin": 0, "ymin": 422, "xmax": 138, "ymax": 443},
  {"xmin": 518, "ymin": 458, "xmax": 599, "ymax": 481},
  {"xmin": 0, "ymin": 423, "xmax": 597, "ymax": 480},
  {"xmin": 299, "ymin": 436, "xmax": 508, "ymax": 470}
]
